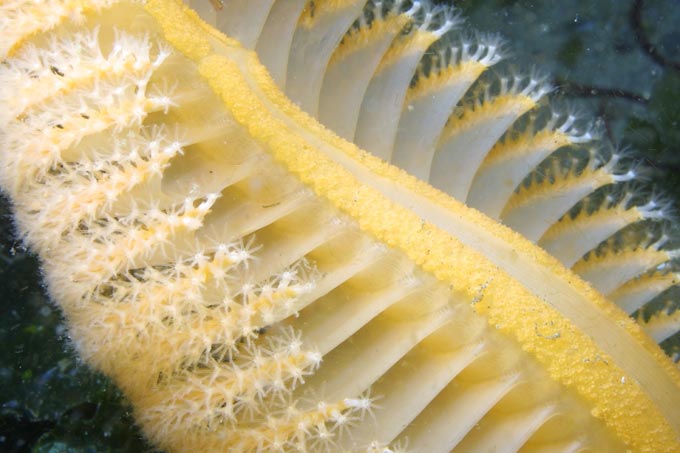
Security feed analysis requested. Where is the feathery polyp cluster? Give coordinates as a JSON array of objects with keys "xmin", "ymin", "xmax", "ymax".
[
  {"xmin": 408, "ymin": 1, "xmax": 461, "ymax": 37},
  {"xmin": 0, "ymin": 6, "xmax": 331, "ymax": 448},
  {"xmin": 0, "ymin": 28, "xmax": 172, "ymax": 196},
  {"xmin": 0, "ymin": 0, "xmax": 118, "ymax": 56}
]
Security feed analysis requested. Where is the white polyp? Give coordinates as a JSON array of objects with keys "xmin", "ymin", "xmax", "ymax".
[
  {"xmin": 557, "ymin": 113, "xmax": 576, "ymax": 131},
  {"xmin": 458, "ymin": 33, "xmax": 505, "ymax": 67},
  {"xmin": 612, "ymin": 169, "xmax": 637, "ymax": 182},
  {"xmin": 638, "ymin": 198, "xmax": 669, "ymax": 220},
  {"xmin": 196, "ymin": 193, "xmax": 219, "ymax": 212},
  {"xmin": 344, "ymin": 396, "xmax": 373, "ymax": 411},
  {"xmin": 651, "ymin": 234, "xmax": 670, "ymax": 252},
  {"xmin": 522, "ymin": 73, "xmax": 553, "ymax": 102},
  {"xmin": 416, "ymin": 2, "xmax": 460, "ymax": 37},
  {"xmin": 403, "ymin": 0, "xmax": 422, "ymax": 17},
  {"xmin": 554, "ymin": 113, "xmax": 596, "ymax": 144}
]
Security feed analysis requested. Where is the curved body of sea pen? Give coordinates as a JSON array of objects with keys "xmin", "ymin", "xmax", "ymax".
[{"xmin": 1, "ymin": 0, "xmax": 679, "ymax": 452}]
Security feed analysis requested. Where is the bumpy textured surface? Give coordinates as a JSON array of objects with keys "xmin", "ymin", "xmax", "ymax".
[{"xmin": 1, "ymin": 0, "xmax": 679, "ymax": 452}]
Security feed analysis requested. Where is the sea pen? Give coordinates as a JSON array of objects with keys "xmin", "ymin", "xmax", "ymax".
[{"xmin": 1, "ymin": 0, "xmax": 679, "ymax": 451}]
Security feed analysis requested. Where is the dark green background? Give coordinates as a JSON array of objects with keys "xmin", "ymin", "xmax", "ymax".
[{"xmin": 1, "ymin": 1, "xmax": 678, "ymax": 451}]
